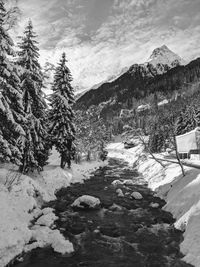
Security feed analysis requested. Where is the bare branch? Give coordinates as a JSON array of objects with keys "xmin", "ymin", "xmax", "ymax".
[{"xmin": 136, "ymin": 129, "xmax": 165, "ymax": 168}]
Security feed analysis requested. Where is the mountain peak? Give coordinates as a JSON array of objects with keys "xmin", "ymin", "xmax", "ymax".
[
  {"xmin": 146, "ymin": 45, "xmax": 186, "ymax": 71},
  {"xmin": 150, "ymin": 45, "xmax": 171, "ymax": 58}
]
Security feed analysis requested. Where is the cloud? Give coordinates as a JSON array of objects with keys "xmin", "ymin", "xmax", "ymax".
[{"xmin": 8, "ymin": 0, "xmax": 200, "ymax": 90}]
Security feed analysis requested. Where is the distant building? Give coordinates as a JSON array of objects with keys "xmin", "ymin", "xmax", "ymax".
[
  {"xmin": 136, "ymin": 99, "xmax": 168, "ymax": 113},
  {"xmin": 158, "ymin": 99, "xmax": 168, "ymax": 107},
  {"xmin": 136, "ymin": 104, "xmax": 150, "ymax": 113},
  {"xmin": 176, "ymin": 128, "xmax": 200, "ymax": 159},
  {"xmin": 119, "ymin": 109, "xmax": 135, "ymax": 118}
]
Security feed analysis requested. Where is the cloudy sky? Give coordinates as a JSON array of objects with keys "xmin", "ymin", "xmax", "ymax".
[{"xmin": 9, "ymin": 0, "xmax": 200, "ymax": 90}]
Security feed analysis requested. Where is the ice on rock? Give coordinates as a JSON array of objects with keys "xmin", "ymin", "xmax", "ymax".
[
  {"xmin": 150, "ymin": 202, "xmax": 159, "ymax": 208},
  {"xmin": 32, "ymin": 208, "xmax": 43, "ymax": 219},
  {"xmin": 93, "ymin": 229, "xmax": 100, "ymax": 235},
  {"xmin": 41, "ymin": 207, "xmax": 55, "ymax": 215},
  {"xmin": 112, "ymin": 179, "xmax": 135, "ymax": 186},
  {"xmin": 35, "ymin": 213, "xmax": 58, "ymax": 227},
  {"xmin": 122, "ymin": 179, "xmax": 135, "ymax": 185},
  {"xmin": 116, "ymin": 188, "xmax": 124, "ymax": 197},
  {"xmin": 51, "ymin": 233, "xmax": 74, "ymax": 254},
  {"xmin": 111, "ymin": 180, "xmax": 123, "ymax": 186},
  {"xmin": 131, "ymin": 192, "xmax": 143, "ymax": 200},
  {"xmin": 71, "ymin": 195, "xmax": 101, "ymax": 209},
  {"xmin": 32, "ymin": 207, "xmax": 55, "ymax": 220},
  {"xmin": 109, "ymin": 203, "xmax": 124, "ymax": 211},
  {"xmin": 26, "ymin": 227, "xmax": 74, "ymax": 255}
]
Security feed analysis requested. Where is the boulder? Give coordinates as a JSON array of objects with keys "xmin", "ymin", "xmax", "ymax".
[
  {"xmin": 131, "ymin": 192, "xmax": 143, "ymax": 200},
  {"xmin": 71, "ymin": 195, "xmax": 101, "ymax": 209}
]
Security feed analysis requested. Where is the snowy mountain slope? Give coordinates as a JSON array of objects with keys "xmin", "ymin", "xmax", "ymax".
[
  {"xmin": 91, "ymin": 66, "xmax": 129, "ymax": 90},
  {"xmin": 82, "ymin": 45, "xmax": 184, "ymax": 96},
  {"xmin": 145, "ymin": 45, "xmax": 186, "ymax": 74},
  {"xmin": 88, "ymin": 45, "xmax": 184, "ymax": 91},
  {"xmin": 76, "ymin": 45, "xmax": 189, "ymax": 111},
  {"xmin": 75, "ymin": 66, "xmax": 129, "ymax": 100},
  {"xmin": 127, "ymin": 45, "xmax": 186, "ymax": 77}
]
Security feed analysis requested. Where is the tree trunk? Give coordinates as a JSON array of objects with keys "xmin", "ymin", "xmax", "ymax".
[
  {"xmin": 19, "ymin": 164, "xmax": 25, "ymax": 174},
  {"xmin": 87, "ymin": 150, "xmax": 91, "ymax": 161},
  {"xmin": 60, "ymin": 153, "xmax": 65, "ymax": 169},
  {"xmin": 61, "ymin": 151, "xmax": 71, "ymax": 169},
  {"xmin": 67, "ymin": 158, "xmax": 71, "ymax": 169},
  {"xmin": 173, "ymin": 134, "xmax": 185, "ymax": 177},
  {"xmin": 19, "ymin": 151, "xmax": 27, "ymax": 174}
]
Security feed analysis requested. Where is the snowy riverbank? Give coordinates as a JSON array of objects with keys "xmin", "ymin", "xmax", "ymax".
[
  {"xmin": 0, "ymin": 149, "xmax": 106, "ymax": 267},
  {"xmin": 107, "ymin": 142, "xmax": 200, "ymax": 267}
]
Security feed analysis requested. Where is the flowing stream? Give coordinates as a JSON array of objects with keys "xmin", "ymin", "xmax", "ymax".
[{"xmin": 13, "ymin": 158, "xmax": 193, "ymax": 267}]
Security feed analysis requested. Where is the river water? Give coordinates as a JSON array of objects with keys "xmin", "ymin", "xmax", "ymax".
[{"xmin": 13, "ymin": 158, "xmax": 193, "ymax": 267}]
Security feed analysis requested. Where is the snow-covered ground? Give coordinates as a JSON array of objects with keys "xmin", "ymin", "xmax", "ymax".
[
  {"xmin": 0, "ymin": 148, "xmax": 106, "ymax": 267},
  {"xmin": 107, "ymin": 142, "xmax": 200, "ymax": 267}
]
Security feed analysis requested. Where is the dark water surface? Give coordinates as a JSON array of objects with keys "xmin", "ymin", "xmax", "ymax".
[{"xmin": 13, "ymin": 158, "xmax": 193, "ymax": 267}]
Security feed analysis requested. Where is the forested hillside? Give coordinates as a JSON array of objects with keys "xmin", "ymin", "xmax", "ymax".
[{"xmin": 76, "ymin": 57, "xmax": 200, "ymax": 118}]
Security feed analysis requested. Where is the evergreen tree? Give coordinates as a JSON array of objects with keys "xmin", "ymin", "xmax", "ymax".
[
  {"xmin": 175, "ymin": 104, "xmax": 200, "ymax": 135},
  {"xmin": 75, "ymin": 106, "xmax": 109, "ymax": 155},
  {"xmin": 0, "ymin": 1, "xmax": 25, "ymax": 165},
  {"xmin": 194, "ymin": 104, "xmax": 200, "ymax": 127},
  {"xmin": 49, "ymin": 53, "xmax": 75, "ymax": 169},
  {"xmin": 175, "ymin": 110, "xmax": 186, "ymax": 135},
  {"xmin": 17, "ymin": 20, "xmax": 48, "ymax": 173},
  {"xmin": 148, "ymin": 122, "xmax": 166, "ymax": 153}
]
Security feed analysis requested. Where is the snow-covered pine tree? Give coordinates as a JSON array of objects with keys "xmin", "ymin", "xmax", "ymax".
[
  {"xmin": 74, "ymin": 105, "xmax": 109, "ymax": 155},
  {"xmin": 17, "ymin": 20, "xmax": 48, "ymax": 173},
  {"xmin": 49, "ymin": 52, "xmax": 75, "ymax": 169},
  {"xmin": 194, "ymin": 104, "xmax": 200, "ymax": 127},
  {"xmin": 0, "ymin": 1, "xmax": 25, "ymax": 165},
  {"xmin": 175, "ymin": 110, "xmax": 186, "ymax": 135},
  {"xmin": 175, "ymin": 104, "xmax": 200, "ymax": 135}
]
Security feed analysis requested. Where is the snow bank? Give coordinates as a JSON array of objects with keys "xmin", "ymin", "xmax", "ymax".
[
  {"xmin": 107, "ymin": 141, "xmax": 200, "ymax": 267},
  {"xmin": 0, "ymin": 172, "xmax": 73, "ymax": 267},
  {"xmin": 107, "ymin": 142, "xmax": 143, "ymax": 166},
  {"xmin": 36, "ymin": 148, "xmax": 107, "ymax": 201},
  {"xmin": 0, "ymin": 185, "xmax": 33, "ymax": 267},
  {"xmin": 0, "ymin": 149, "xmax": 106, "ymax": 266}
]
